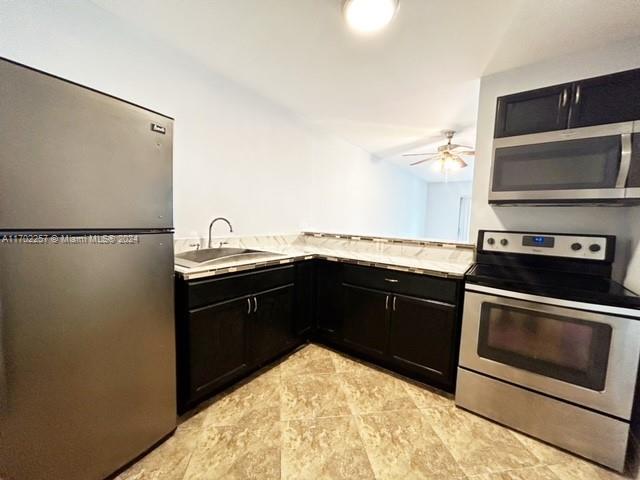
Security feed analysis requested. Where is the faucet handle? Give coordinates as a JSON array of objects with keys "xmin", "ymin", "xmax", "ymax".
[
  {"xmin": 188, "ymin": 242, "xmax": 201, "ymax": 250},
  {"xmin": 218, "ymin": 240, "xmax": 229, "ymax": 248}
]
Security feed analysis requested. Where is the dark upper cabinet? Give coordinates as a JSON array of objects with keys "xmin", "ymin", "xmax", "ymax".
[
  {"xmin": 249, "ymin": 284, "xmax": 295, "ymax": 365},
  {"xmin": 569, "ymin": 70, "xmax": 640, "ymax": 128},
  {"xmin": 494, "ymin": 68, "xmax": 640, "ymax": 138},
  {"xmin": 186, "ymin": 297, "xmax": 248, "ymax": 402},
  {"xmin": 494, "ymin": 84, "xmax": 571, "ymax": 138},
  {"xmin": 315, "ymin": 261, "xmax": 344, "ymax": 338},
  {"xmin": 342, "ymin": 284, "xmax": 389, "ymax": 358},
  {"xmin": 389, "ymin": 294, "xmax": 456, "ymax": 385},
  {"xmin": 294, "ymin": 261, "xmax": 315, "ymax": 337}
]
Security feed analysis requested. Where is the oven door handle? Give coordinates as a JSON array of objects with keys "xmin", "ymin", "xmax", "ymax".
[
  {"xmin": 466, "ymin": 284, "xmax": 640, "ymax": 319},
  {"xmin": 615, "ymin": 133, "xmax": 632, "ymax": 188}
]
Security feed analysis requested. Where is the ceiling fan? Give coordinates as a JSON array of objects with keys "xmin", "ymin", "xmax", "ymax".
[{"xmin": 403, "ymin": 130, "xmax": 475, "ymax": 173}]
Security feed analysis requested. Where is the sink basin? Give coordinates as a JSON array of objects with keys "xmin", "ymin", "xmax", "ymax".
[{"xmin": 175, "ymin": 247, "xmax": 284, "ymax": 268}]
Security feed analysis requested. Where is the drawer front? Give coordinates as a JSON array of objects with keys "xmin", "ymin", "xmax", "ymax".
[
  {"xmin": 187, "ymin": 273, "xmax": 253, "ymax": 309},
  {"xmin": 251, "ymin": 265, "xmax": 295, "ymax": 293},
  {"xmin": 186, "ymin": 265, "xmax": 295, "ymax": 309},
  {"xmin": 343, "ymin": 264, "xmax": 457, "ymax": 303}
]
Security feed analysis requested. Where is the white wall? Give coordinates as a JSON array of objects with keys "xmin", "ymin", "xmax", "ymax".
[
  {"xmin": 424, "ymin": 181, "xmax": 473, "ymax": 242},
  {"xmin": 0, "ymin": 0, "xmax": 426, "ymax": 240},
  {"xmin": 306, "ymin": 132, "xmax": 428, "ymax": 238},
  {"xmin": 470, "ymin": 37, "xmax": 640, "ymax": 285}
]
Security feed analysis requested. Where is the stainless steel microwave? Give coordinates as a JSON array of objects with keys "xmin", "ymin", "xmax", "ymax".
[{"xmin": 489, "ymin": 121, "xmax": 640, "ymax": 205}]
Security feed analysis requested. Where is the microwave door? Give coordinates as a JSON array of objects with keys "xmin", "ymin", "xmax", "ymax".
[{"xmin": 489, "ymin": 122, "xmax": 634, "ymax": 204}]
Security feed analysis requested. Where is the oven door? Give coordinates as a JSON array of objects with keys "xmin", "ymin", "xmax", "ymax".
[
  {"xmin": 489, "ymin": 122, "xmax": 635, "ymax": 204},
  {"xmin": 459, "ymin": 285, "xmax": 640, "ymax": 419}
]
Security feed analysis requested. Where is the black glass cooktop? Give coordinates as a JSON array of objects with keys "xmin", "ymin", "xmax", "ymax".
[{"xmin": 466, "ymin": 263, "xmax": 640, "ymax": 310}]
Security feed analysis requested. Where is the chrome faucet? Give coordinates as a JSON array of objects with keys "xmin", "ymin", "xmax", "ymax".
[{"xmin": 208, "ymin": 217, "xmax": 233, "ymax": 248}]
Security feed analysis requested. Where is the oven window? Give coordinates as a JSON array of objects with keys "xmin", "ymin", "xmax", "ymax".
[
  {"xmin": 492, "ymin": 135, "xmax": 621, "ymax": 192},
  {"xmin": 477, "ymin": 303, "xmax": 612, "ymax": 391}
]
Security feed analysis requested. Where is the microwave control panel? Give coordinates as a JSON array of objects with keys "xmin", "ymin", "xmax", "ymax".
[{"xmin": 480, "ymin": 231, "xmax": 610, "ymax": 261}]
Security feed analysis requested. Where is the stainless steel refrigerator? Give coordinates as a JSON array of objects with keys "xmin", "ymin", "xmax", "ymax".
[{"xmin": 0, "ymin": 58, "xmax": 176, "ymax": 480}]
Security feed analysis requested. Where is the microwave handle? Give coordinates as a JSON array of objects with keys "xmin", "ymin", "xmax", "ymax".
[{"xmin": 615, "ymin": 133, "xmax": 633, "ymax": 188}]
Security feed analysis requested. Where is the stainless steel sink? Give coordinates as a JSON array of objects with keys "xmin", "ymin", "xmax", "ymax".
[{"xmin": 175, "ymin": 247, "xmax": 284, "ymax": 268}]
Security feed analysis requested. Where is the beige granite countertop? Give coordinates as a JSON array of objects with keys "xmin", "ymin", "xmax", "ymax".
[{"xmin": 174, "ymin": 232, "xmax": 475, "ymax": 281}]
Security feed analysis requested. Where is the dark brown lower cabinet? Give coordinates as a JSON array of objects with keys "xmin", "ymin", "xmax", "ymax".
[
  {"xmin": 315, "ymin": 261, "xmax": 344, "ymax": 339},
  {"xmin": 389, "ymin": 294, "xmax": 456, "ymax": 384},
  {"xmin": 342, "ymin": 284, "xmax": 389, "ymax": 358},
  {"xmin": 249, "ymin": 284, "xmax": 295, "ymax": 365},
  {"xmin": 176, "ymin": 264, "xmax": 303, "ymax": 412},
  {"xmin": 177, "ymin": 260, "xmax": 463, "ymax": 412},
  {"xmin": 186, "ymin": 297, "xmax": 249, "ymax": 402},
  {"xmin": 315, "ymin": 263, "xmax": 463, "ymax": 391},
  {"xmin": 294, "ymin": 261, "xmax": 315, "ymax": 337}
]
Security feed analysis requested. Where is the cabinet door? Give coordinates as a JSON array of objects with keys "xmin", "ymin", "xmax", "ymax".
[
  {"xmin": 389, "ymin": 294, "xmax": 456, "ymax": 385},
  {"xmin": 294, "ymin": 261, "xmax": 315, "ymax": 337},
  {"xmin": 249, "ymin": 284, "xmax": 295, "ymax": 365},
  {"xmin": 569, "ymin": 69, "xmax": 640, "ymax": 128},
  {"xmin": 494, "ymin": 84, "xmax": 570, "ymax": 138},
  {"xmin": 187, "ymin": 297, "xmax": 249, "ymax": 401},
  {"xmin": 342, "ymin": 284, "xmax": 389, "ymax": 358},
  {"xmin": 315, "ymin": 261, "xmax": 344, "ymax": 338}
]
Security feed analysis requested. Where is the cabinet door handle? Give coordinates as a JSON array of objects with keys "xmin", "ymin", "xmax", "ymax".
[
  {"xmin": 384, "ymin": 278, "xmax": 399, "ymax": 283},
  {"xmin": 574, "ymin": 85, "xmax": 581, "ymax": 104},
  {"xmin": 385, "ymin": 295, "xmax": 389, "ymax": 310},
  {"xmin": 561, "ymin": 88, "xmax": 568, "ymax": 107},
  {"xmin": 247, "ymin": 298, "xmax": 252, "ymax": 314},
  {"xmin": 253, "ymin": 296, "xmax": 258, "ymax": 313},
  {"xmin": 392, "ymin": 296, "xmax": 397, "ymax": 312}
]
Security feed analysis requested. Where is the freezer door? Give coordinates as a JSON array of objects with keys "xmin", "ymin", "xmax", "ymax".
[
  {"xmin": 0, "ymin": 233, "xmax": 176, "ymax": 480},
  {"xmin": 0, "ymin": 59, "xmax": 172, "ymax": 230}
]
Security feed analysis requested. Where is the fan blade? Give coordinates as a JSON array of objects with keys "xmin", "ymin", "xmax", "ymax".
[
  {"xmin": 402, "ymin": 152, "xmax": 438, "ymax": 157},
  {"xmin": 410, "ymin": 157, "xmax": 438, "ymax": 166},
  {"xmin": 457, "ymin": 150, "xmax": 475, "ymax": 156},
  {"xmin": 450, "ymin": 144, "xmax": 474, "ymax": 151}
]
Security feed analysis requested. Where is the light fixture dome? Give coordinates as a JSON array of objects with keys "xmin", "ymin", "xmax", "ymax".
[{"xmin": 343, "ymin": 0, "xmax": 399, "ymax": 33}]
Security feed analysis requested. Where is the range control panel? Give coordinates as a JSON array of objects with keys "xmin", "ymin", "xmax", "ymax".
[{"xmin": 480, "ymin": 230, "xmax": 611, "ymax": 261}]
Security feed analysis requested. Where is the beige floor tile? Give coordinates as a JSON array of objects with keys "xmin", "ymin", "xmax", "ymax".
[
  {"xmin": 331, "ymin": 351, "xmax": 376, "ymax": 374},
  {"xmin": 422, "ymin": 406, "xmax": 539, "ymax": 476},
  {"xmin": 402, "ymin": 378, "xmax": 455, "ymax": 410},
  {"xmin": 254, "ymin": 362, "xmax": 283, "ymax": 383},
  {"xmin": 470, "ymin": 465, "xmax": 561, "ymax": 480},
  {"xmin": 115, "ymin": 414, "xmax": 205, "ymax": 480},
  {"xmin": 338, "ymin": 369, "xmax": 417, "ymax": 414},
  {"xmin": 121, "ymin": 341, "xmax": 630, "ymax": 480},
  {"xmin": 281, "ymin": 373, "xmax": 351, "ymax": 420},
  {"xmin": 203, "ymin": 375, "xmax": 281, "ymax": 427},
  {"xmin": 282, "ymin": 416, "xmax": 375, "ymax": 480},
  {"xmin": 183, "ymin": 421, "xmax": 281, "ymax": 480},
  {"xmin": 356, "ymin": 409, "xmax": 466, "ymax": 479},
  {"xmin": 280, "ymin": 344, "xmax": 336, "ymax": 377}
]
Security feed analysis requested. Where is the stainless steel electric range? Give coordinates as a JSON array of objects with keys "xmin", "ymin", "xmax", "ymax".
[{"xmin": 456, "ymin": 230, "xmax": 640, "ymax": 472}]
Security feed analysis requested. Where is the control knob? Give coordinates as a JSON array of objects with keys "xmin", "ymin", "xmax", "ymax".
[
  {"xmin": 487, "ymin": 238, "xmax": 495, "ymax": 246},
  {"xmin": 589, "ymin": 244, "xmax": 601, "ymax": 253},
  {"xmin": 570, "ymin": 243, "xmax": 582, "ymax": 251},
  {"xmin": 500, "ymin": 238, "xmax": 509, "ymax": 246}
]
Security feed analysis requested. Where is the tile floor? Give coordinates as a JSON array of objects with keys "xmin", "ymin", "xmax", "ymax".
[{"xmin": 117, "ymin": 343, "xmax": 639, "ymax": 480}]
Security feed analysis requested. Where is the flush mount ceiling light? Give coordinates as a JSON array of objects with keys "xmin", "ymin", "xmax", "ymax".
[{"xmin": 343, "ymin": 0, "xmax": 399, "ymax": 33}]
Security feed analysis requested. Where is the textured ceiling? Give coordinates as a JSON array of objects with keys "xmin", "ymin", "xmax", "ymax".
[{"xmin": 92, "ymin": 0, "xmax": 640, "ymax": 181}]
